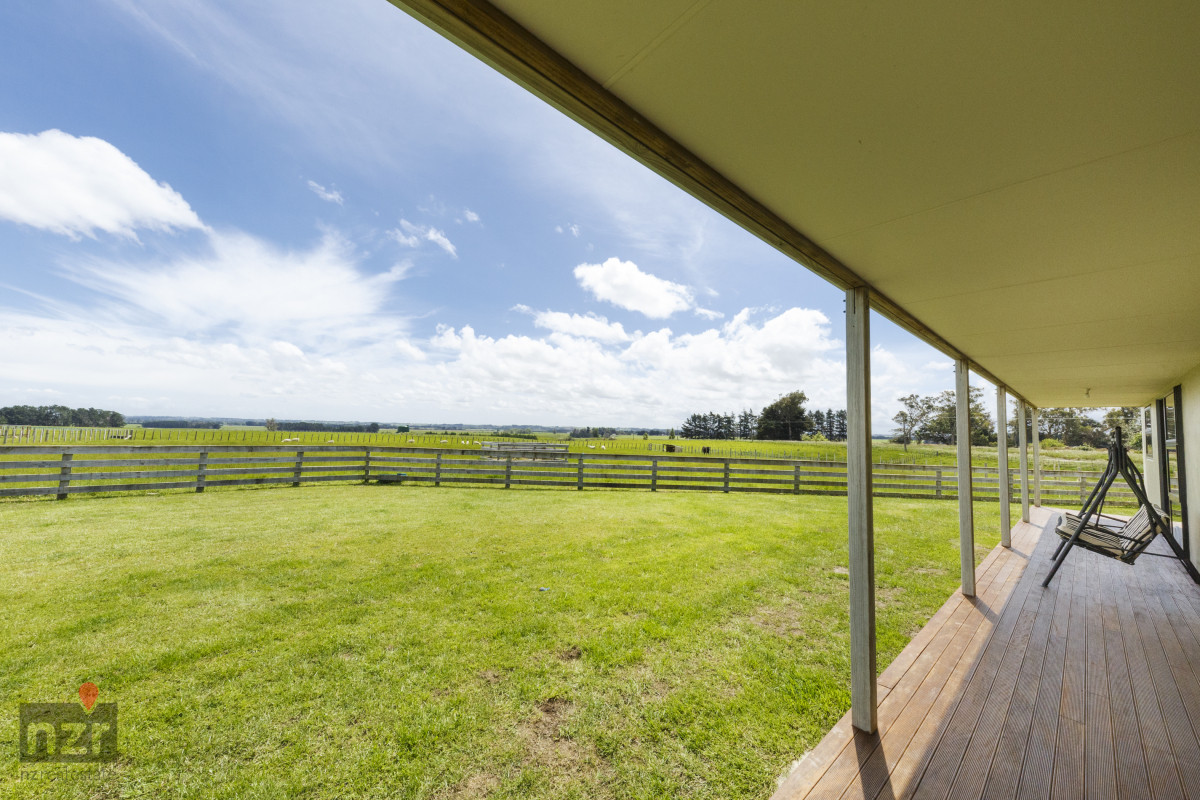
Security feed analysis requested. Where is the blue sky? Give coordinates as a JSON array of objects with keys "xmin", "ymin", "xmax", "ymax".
[{"xmin": 0, "ymin": 0, "xmax": 961, "ymax": 429}]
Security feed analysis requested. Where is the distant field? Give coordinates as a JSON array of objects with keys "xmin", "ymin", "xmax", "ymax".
[
  {"xmin": 0, "ymin": 425, "xmax": 1136, "ymax": 471},
  {"xmin": 0, "ymin": 486, "xmax": 1008, "ymax": 799}
]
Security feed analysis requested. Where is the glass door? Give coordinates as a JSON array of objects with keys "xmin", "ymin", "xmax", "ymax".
[{"xmin": 1158, "ymin": 386, "xmax": 1189, "ymax": 559}]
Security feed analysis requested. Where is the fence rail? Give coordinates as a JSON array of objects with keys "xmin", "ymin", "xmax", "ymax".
[{"xmin": 0, "ymin": 445, "xmax": 1145, "ymax": 506}]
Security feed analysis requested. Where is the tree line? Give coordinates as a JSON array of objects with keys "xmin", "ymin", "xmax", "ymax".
[
  {"xmin": 892, "ymin": 391, "xmax": 1142, "ymax": 449},
  {"xmin": 679, "ymin": 391, "xmax": 848, "ymax": 441},
  {"xmin": 0, "ymin": 405, "xmax": 125, "ymax": 427}
]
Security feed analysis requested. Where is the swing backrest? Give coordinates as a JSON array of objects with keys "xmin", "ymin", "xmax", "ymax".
[{"xmin": 1124, "ymin": 504, "xmax": 1169, "ymax": 558}]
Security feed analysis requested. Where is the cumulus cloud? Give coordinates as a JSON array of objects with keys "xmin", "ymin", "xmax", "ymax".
[
  {"xmin": 0, "ymin": 129, "xmax": 205, "ymax": 238},
  {"xmin": 574, "ymin": 258, "xmax": 693, "ymax": 318},
  {"xmin": 513, "ymin": 305, "xmax": 630, "ymax": 344},
  {"xmin": 387, "ymin": 218, "xmax": 457, "ymax": 257},
  {"xmin": 306, "ymin": 180, "xmax": 343, "ymax": 204},
  {"xmin": 463, "ymin": 209, "xmax": 480, "ymax": 223}
]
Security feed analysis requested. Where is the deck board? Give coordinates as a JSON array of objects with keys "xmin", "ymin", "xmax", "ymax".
[{"xmin": 773, "ymin": 507, "xmax": 1200, "ymax": 800}]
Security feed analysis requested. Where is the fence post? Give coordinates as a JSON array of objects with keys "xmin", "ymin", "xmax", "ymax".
[
  {"xmin": 505, "ymin": 455, "xmax": 512, "ymax": 489},
  {"xmin": 723, "ymin": 460, "xmax": 730, "ymax": 493},
  {"xmin": 293, "ymin": 450, "xmax": 304, "ymax": 487},
  {"xmin": 1079, "ymin": 475, "xmax": 1086, "ymax": 505},
  {"xmin": 794, "ymin": 464, "xmax": 800, "ymax": 494},
  {"xmin": 577, "ymin": 455, "xmax": 584, "ymax": 490},
  {"xmin": 196, "ymin": 451, "xmax": 208, "ymax": 493},
  {"xmin": 935, "ymin": 468, "xmax": 942, "ymax": 498},
  {"xmin": 363, "ymin": 447, "xmax": 372, "ymax": 484},
  {"xmin": 435, "ymin": 453, "xmax": 442, "ymax": 487},
  {"xmin": 651, "ymin": 458, "xmax": 658, "ymax": 492},
  {"xmin": 56, "ymin": 452, "xmax": 73, "ymax": 500}
]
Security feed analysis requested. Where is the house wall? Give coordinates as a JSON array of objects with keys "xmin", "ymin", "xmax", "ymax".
[{"xmin": 1180, "ymin": 364, "xmax": 1200, "ymax": 567}]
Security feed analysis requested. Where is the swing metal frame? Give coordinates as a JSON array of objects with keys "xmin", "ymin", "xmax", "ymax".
[{"xmin": 1043, "ymin": 427, "xmax": 1200, "ymax": 587}]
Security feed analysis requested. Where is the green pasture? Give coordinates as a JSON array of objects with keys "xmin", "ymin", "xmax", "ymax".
[
  {"xmin": 0, "ymin": 486, "xmax": 1010, "ymax": 799},
  {"xmin": 0, "ymin": 425, "xmax": 1136, "ymax": 471}
]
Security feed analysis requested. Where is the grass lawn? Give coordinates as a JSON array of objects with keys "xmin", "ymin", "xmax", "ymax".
[{"xmin": 0, "ymin": 486, "xmax": 1009, "ymax": 798}]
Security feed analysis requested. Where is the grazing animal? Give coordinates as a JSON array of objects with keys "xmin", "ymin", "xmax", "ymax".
[
  {"xmin": 600, "ymin": 445, "xmax": 606, "ymax": 450},
  {"xmin": 473, "ymin": 441, "xmax": 481, "ymax": 445},
  {"xmin": 587, "ymin": 444, "xmax": 596, "ymax": 449},
  {"xmin": 408, "ymin": 438, "xmax": 415, "ymax": 443},
  {"xmin": 440, "ymin": 439, "xmax": 448, "ymax": 443},
  {"xmin": 327, "ymin": 439, "xmax": 335, "ymax": 444}
]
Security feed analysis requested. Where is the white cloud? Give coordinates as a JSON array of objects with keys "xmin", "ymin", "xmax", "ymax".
[
  {"xmin": 574, "ymin": 258, "xmax": 693, "ymax": 318},
  {"xmin": 423, "ymin": 227, "xmax": 457, "ymax": 257},
  {"xmin": 0, "ymin": 129, "xmax": 204, "ymax": 238},
  {"xmin": 387, "ymin": 218, "xmax": 457, "ymax": 257},
  {"xmin": 62, "ymin": 229, "xmax": 409, "ymax": 345},
  {"xmin": 306, "ymin": 180, "xmax": 343, "ymax": 205},
  {"xmin": 513, "ymin": 306, "xmax": 630, "ymax": 344},
  {"xmin": 463, "ymin": 209, "xmax": 480, "ymax": 223},
  {"xmin": 694, "ymin": 307, "xmax": 724, "ymax": 320}
]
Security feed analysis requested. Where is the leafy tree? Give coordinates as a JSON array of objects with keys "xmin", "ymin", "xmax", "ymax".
[
  {"xmin": 756, "ymin": 391, "xmax": 811, "ymax": 440},
  {"xmin": 891, "ymin": 394, "xmax": 932, "ymax": 450},
  {"xmin": 265, "ymin": 418, "xmax": 279, "ymax": 432},
  {"xmin": 919, "ymin": 387, "xmax": 995, "ymax": 446},
  {"xmin": 736, "ymin": 409, "xmax": 758, "ymax": 439}
]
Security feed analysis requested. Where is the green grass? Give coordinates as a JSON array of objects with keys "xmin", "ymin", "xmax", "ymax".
[
  {"xmin": 2, "ymin": 424, "xmax": 1137, "ymax": 471},
  {"xmin": 0, "ymin": 486, "xmax": 1010, "ymax": 798}
]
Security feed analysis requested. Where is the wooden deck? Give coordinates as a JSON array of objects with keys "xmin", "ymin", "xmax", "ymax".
[{"xmin": 774, "ymin": 506, "xmax": 1200, "ymax": 800}]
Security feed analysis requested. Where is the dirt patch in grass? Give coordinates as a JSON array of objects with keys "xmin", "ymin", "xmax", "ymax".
[
  {"xmin": 438, "ymin": 771, "xmax": 501, "ymax": 799},
  {"xmin": 558, "ymin": 645, "xmax": 582, "ymax": 661}
]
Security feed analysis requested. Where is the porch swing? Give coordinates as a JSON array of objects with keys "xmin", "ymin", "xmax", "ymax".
[{"xmin": 1042, "ymin": 427, "xmax": 1199, "ymax": 587}]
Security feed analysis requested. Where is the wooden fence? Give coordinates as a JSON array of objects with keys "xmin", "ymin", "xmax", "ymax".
[{"xmin": 0, "ymin": 444, "xmax": 1145, "ymax": 506}]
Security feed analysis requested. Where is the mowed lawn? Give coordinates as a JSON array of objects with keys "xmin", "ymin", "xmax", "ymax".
[{"xmin": 0, "ymin": 486, "xmax": 1008, "ymax": 799}]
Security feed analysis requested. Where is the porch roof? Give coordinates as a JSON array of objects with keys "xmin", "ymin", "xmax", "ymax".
[{"xmin": 387, "ymin": 0, "xmax": 1200, "ymax": 407}]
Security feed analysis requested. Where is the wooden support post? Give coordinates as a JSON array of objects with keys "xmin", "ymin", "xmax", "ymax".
[
  {"xmin": 196, "ymin": 451, "xmax": 208, "ymax": 493},
  {"xmin": 363, "ymin": 448, "xmax": 372, "ymax": 484},
  {"xmin": 723, "ymin": 460, "xmax": 730, "ymax": 493},
  {"xmin": 505, "ymin": 455, "xmax": 512, "ymax": 489},
  {"xmin": 996, "ymin": 386, "xmax": 1011, "ymax": 548},
  {"xmin": 793, "ymin": 464, "xmax": 800, "ymax": 494},
  {"xmin": 956, "ymin": 359, "xmax": 976, "ymax": 597},
  {"xmin": 577, "ymin": 455, "xmax": 584, "ymax": 490},
  {"xmin": 1018, "ymin": 401, "xmax": 1030, "ymax": 523},
  {"xmin": 293, "ymin": 450, "xmax": 304, "ymax": 487},
  {"xmin": 651, "ymin": 458, "xmax": 658, "ymax": 492},
  {"xmin": 845, "ymin": 285, "xmax": 876, "ymax": 733},
  {"xmin": 935, "ymin": 468, "xmax": 943, "ymax": 498},
  {"xmin": 1031, "ymin": 407, "xmax": 1042, "ymax": 506},
  {"xmin": 435, "ymin": 453, "xmax": 442, "ymax": 487},
  {"xmin": 56, "ymin": 452, "xmax": 73, "ymax": 500}
]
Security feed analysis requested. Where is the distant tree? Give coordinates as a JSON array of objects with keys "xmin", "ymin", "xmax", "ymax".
[
  {"xmin": 1102, "ymin": 407, "xmax": 1141, "ymax": 442},
  {"xmin": 920, "ymin": 387, "xmax": 995, "ymax": 446},
  {"xmin": 833, "ymin": 410, "xmax": 847, "ymax": 441},
  {"xmin": 680, "ymin": 413, "xmax": 709, "ymax": 439},
  {"xmin": 756, "ymin": 391, "xmax": 811, "ymax": 440},
  {"xmin": 265, "ymin": 418, "xmax": 279, "ymax": 432},
  {"xmin": 736, "ymin": 409, "xmax": 758, "ymax": 439},
  {"xmin": 891, "ymin": 394, "xmax": 932, "ymax": 451}
]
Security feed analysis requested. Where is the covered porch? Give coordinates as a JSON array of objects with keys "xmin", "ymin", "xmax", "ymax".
[{"xmin": 775, "ymin": 506, "xmax": 1200, "ymax": 800}]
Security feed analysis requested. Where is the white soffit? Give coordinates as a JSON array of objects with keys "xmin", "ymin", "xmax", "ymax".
[{"xmin": 400, "ymin": 0, "xmax": 1200, "ymax": 407}]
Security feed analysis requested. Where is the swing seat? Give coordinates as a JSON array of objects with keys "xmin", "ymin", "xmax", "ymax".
[{"xmin": 1054, "ymin": 504, "xmax": 1168, "ymax": 564}]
